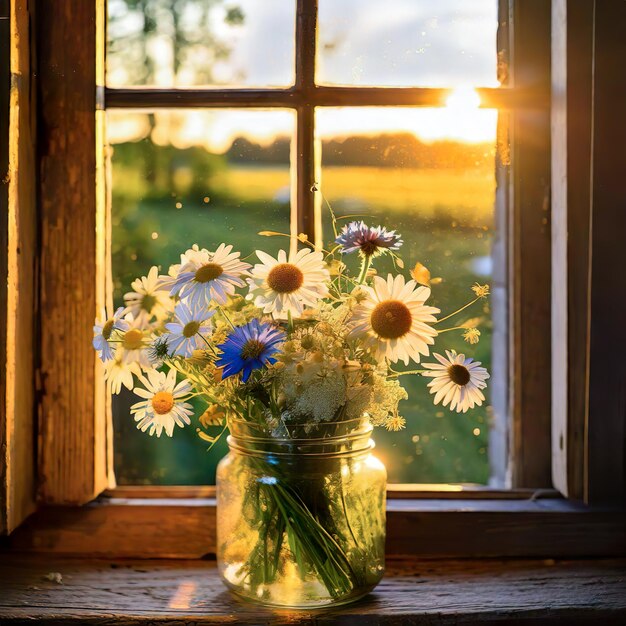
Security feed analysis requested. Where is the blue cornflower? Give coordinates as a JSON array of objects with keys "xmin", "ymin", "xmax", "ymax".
[
  {"xmin": 335, "ymin": 221, "xmax": 403, "ymax": 257},
  {"xmin": 216, "ymin": 319, "xmax": 285, "ymax": 382}
]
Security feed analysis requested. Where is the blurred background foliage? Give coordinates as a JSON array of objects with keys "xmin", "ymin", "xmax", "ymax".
[{"xmin": 107, "ymin": 0, "xmax": 496, "ymax": 487}]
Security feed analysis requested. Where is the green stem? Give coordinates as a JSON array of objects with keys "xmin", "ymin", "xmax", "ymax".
[
  {"xmin": 357, "ymin": 255, "xmax": 373, "ymax": 284},
  {"xmin": 388, "ymin": 369, "xmax": 428, "ymax": 378},
  {"xmin": 435, "ymin": 297, "xmax": 480, "ymax": 325}
]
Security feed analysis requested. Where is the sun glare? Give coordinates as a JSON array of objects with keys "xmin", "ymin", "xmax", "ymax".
[
  {"xmin": 445, "ymin": 86, "xmax": 482, "ymax": 110},
  {"xmin": 108, "ymin": 86, "xmax": 496, "ymax": 151}
]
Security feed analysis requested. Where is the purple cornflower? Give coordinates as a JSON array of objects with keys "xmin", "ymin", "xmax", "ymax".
[{"xmin": 335, "ymin": 221, "xmax": 403, "ymax": 257}]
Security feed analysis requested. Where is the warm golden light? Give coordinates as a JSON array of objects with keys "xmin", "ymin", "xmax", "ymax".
[
  {"xmin": 168, "ymin": 580, "xmax": 197, "ymax": 609},
  {"xmin": 446, "ymin": 86, "xmax": 482, "ymax": 110}
]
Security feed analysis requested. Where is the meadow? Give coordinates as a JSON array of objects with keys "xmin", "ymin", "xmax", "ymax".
[{"xmin": 111, "ymin": 161, "xmax": 496, "ymax": 486}]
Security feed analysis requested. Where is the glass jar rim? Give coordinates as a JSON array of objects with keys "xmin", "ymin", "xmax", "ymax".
[{"xmin": 226, "ymin": 416, "xmax": 374, "ymax": 458}]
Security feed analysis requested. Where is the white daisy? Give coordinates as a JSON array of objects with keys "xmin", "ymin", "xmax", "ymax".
[
  {"xmin": 124, "ymin": 266, "xmax": 173, "ymax": 323},
  {"xmin": 349, "ymin": 274, "xmax": 439, "ymax": 365},
  {"xmin": 157, "ymin": 245, "xmax": 202, "ymax": 291},
  {"xmin": 130, "ymin": 369, "xmax": 194, "ymax": 437},
  {"xmin": 170, "ymin": 243, "xmax": 251, "ymax": 307},
  {"xmin": 93, "ymin": 307, "xmax": 129, "ymax": 362},
  {"xmin": 246, "ymin": 248, "xmax": 329, "ymax": 320},
  {"xmin": 103, "ymin": 346, "xmax": 141, "ymax": 394},
  {"xmin": 165, "ymin": 302, "xmax": 214, "ymax": 357},
  {"xmin": 118, "ymin": 315, "xmax": 152, "ymax": 370},
  {"xmin": 422, "ymin": 350, "xmax": 490, "ymax": 413}
]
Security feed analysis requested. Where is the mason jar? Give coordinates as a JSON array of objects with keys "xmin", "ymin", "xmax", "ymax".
[{"xmin": 216, "ymin": 417, "xmax": 387, "ymax": 608}]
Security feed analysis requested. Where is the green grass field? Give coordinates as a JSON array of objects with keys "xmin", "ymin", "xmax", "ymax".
[{"xmin": 111, "ymin": 163, "xmax": 495, "ymax": 486}]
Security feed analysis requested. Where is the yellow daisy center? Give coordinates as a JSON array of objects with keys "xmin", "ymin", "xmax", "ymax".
[
  {"xmin": 102, "ymin": 319, "xmax": 115, "ymax": 340},
  {"xmin": 141, "ymin": 293, "xmax": 157, "ymax": 313},
  {"xmin": 267, "ymin": 263, "xmax": 304, "ymax": 293},
  {"xmin": 122, "ymin": 328, "xmax": 144, "ymax": 350},
  {"xmin": 241, "ymin": 339, "xmax": 265, "ymax": 360},
  {"xmin": 183, "ymin": 321, "xmax": 200, "ymax": 338},
  {"xmin": 195, "ymin": 263, "xmax": 223, "ymax": 283},
  {"xmin": 151, "ymin": 391, "xmax": 174, "ymax": 415},
  {"xmin": 370, "ymin": 300, "xmax": 412, "ymax": 339},
  {"xmin": 448, "ymin": 364, "xmax": 471, "ymax": 386}
]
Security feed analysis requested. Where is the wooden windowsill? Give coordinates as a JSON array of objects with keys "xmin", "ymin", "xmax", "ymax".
[
  {"xmin": 1, "ymin": 555, "xmax": 625, "ymax": 624},
  {"xmin": 3, "ymin": 495, "xmax": 624, "ymax": 560}
]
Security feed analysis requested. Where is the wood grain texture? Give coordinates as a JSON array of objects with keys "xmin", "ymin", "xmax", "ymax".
[
  {"xmin": 586, "ymin": 0, "xmax": 626, "ymax": 504},
  {"xmin": 4, "ymin": 498, "xmax": 625, "ymax": 559},
  {"xmin": 0, "ymin": 556, "xmax": 625, "ymax": 624},
  {"xmin": 508, "ymin": 0, "xmax": 553, "ymax": 488},
  {"xmin": 551, "ymin": 0, "xmax": 594, "ymax": 501},
  {"xmin": 106, "ymin": 485, "xmax": 561, "ymax": 500},
  {"xmin": 0, "ymin": 0, "xmax": 37, "ymax": 534},
  {"xmin": 36, "ymin": 1, "xmax": 112, "ymax": 504}
]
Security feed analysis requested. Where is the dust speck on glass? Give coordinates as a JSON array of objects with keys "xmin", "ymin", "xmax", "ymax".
[{"xmin": 106, "ymin": 0, "xmax": 500, "ymax": 485}]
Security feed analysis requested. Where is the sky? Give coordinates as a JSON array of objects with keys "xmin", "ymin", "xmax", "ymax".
[{"xmin": 107, "ymin": 0, "xmax": 499, "ymax": 149}]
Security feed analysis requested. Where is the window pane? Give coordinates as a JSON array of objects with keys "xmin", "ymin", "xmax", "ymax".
[
  {"xmin": 317, "ymin": 106, "xmax": 498, "ymax": 484},
  {"xmin": 108, "ymin": 108, "xmax": 294, "ymax": 484},
  {"xmin": 317, "ymin": 0, "xmax": 498, "ymax": 87},
  {"xmin": 107, "ymin": 0, "xmax": 296, "ymax": 88}
]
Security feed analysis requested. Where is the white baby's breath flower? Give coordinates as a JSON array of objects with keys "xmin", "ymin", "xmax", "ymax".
[
  {"xmin": 93, "ymin": 307, "xmax": 129, "ymax": 362},
  {"xmin": 349, "ymin": 274, "xmax": 439, "ymax": 365},
  {"xmin": 123, "ymin": 266, "xmax": 173, "ymax": 323},
  {"xmin": 103, "ymin": 347, "xmax": 141, "ymax": 394},
  {"xmin": 130, "ymin": 369, "xmax": 194, "ymax": 437},
  {"xmin": 170, "ymin": 243, "xmax": 251, "ymax": 307},
  {"xmin": 422, "ymin": 350, "xmax": 490, "ymax": 413},
  {"xmin": 247, "ymin": 248, "xmax": 329, "ymax": 320},
  {"xmin": 165, "ymin": 302, "xmax": 214, "ymax": 357}
]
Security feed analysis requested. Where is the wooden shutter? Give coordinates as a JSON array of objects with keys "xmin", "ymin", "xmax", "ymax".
[
  {"xmin": 36, "ymin": 0, "xmax": 114, "ymax": 504},
  {"xmin": 551, "ymin": 0, "xmax": 626, "ymax": 504},
  {"xmin": 1, "ymin": 0, "xmax": 37, "ymax": 534}
]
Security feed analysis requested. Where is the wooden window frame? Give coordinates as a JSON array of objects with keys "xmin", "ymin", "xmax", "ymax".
[
  {"xmin": 2, "ymin": 0, "xmax": 626, "ymax": 558},
  {"xmin": 103, "ymin": 0, "xmax": 553, "ymax": 491}
]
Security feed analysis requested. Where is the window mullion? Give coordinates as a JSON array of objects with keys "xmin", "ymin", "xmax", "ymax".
[{"xmin": 294, "ymin": 0, "xmax": 319, "ymax": 245}]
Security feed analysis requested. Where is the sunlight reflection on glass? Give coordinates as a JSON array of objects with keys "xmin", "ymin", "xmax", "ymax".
[
  {"xmin": 107, "ymin": 108, "xmax": 294, "ymax": 486},
  {"xmin": 317, "ymin": 106, "xmax": 497, "ymax": 484}
]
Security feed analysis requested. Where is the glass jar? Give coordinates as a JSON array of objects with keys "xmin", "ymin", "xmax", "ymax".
[{"xmin": 216, "ymin": 417, "xmax": 387, "ymax": 608}]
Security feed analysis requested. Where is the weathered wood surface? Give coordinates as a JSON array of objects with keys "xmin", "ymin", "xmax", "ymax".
[
  {"xmin": 585, "ymin": 0, "xmax": 626, "ymax": 505},
  {"xmin": 551, "ymin": 0, "xmax": 594, "ymax": 503},
  {"xmin": 0, "ymin": 556, "xmax": 624, "ymax": 624},
  {"xmin": 508, "ymin": 0, "xmax": 553, "ymax": 489},
  {"xmin": 4, "ymin": 497, "xmax": 625, "ymax": 559},
  {"xmin": 36, "ymin": 0, "xmax": 112, "ymax": 505},
  {"xmin": 106, "ymin": 485, "xmax": 561, "ymax": 501},
  {"xmin": 0, "ymin": 0, "xmax": 37, "ymax": 534}
]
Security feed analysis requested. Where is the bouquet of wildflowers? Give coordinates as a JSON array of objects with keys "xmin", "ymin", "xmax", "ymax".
[{"xmin": 94, "ymin": 214, "xmax": 490, "ymax": 601}]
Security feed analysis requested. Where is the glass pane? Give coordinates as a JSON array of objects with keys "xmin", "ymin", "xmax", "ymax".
[
  {"xmin": 107, "ymin": 0, "xmax": 296, "ymax": 88},
  {"xmin": 317, "ymin": 0, "xmax": 499, "ymax": 87},
  {"xmin": 317, "ymin": 106, "xmax": 498, "ymax": 484},
  {"xmin": 108, "ymin": 108, "xmax": 294, "ymax": 484}
]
